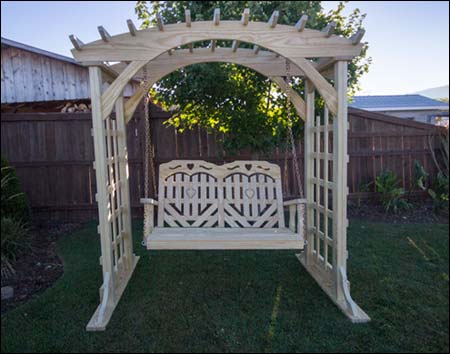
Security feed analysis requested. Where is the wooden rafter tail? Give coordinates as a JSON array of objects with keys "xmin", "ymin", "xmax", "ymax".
[
  {"xmin": 156, "ymin": 13, "xmax": 164, "ymax": 31},
  {"xmin": 127, "ymin": 19, "xmax": 137, "ymax": 36},
  {"xmin": 213, "ymin": 8, "xmax": 220, "ymax": 25},
  {"xmin": 241, "ymin": 8, "xmax": 250, "ymax": 26},
  {"xmin": 253, "ymin": 45, "xmax": 260, "ymax": 54},
  {"xmin": 210, "ymin": 40, "xmax": 216, "ymax": 52},
  {"xmin": 295, "ymin": 15, "xmax": 308, "ymax": 32},
  {"xmin": 350, "ymin": 29, "xmax": 365, "ymax": 45},
  {"xmin": 322, "ymin": 21, "xmax": 336, "ymax": 37},
  {"xmin": 69, "ymin": 35, "xmax": 84, "ymax": 50},
  {"xmin": 185, "ymin": 9, "xmax": 191, "ymax": 27},
  {"xmin": 98, "ymin": 26, "xmax": 111, "ymax": 42},
  {"xmin": 268, "ymin": 11, "xmax": 279, "ymax": 28},
  {"xmin": 231, "ymin": 40, "xmax": 239, "ymax": 53}
]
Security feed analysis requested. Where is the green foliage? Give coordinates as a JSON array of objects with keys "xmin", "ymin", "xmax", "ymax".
[
  {"xmin": 1, "ymin": 217, "xmax": 29, "ymax": 277},
  {"xmin": 414, "ymin": 159, "xmax": 429, "ymax": 191},
  {"xmin": 375, "ymin": 170, "xmax": 411, "ymax": 214},
  {"xmin": 135, "ymin": 1, "xmax": 371, "ymax": 154},
  {"xmin": 428, "ymin": 172, "xmax": 449, "ymax": 213},
  {"xmin": 1, "ymin": 157, "xmax": 29, "ymax": 222},
  {"xmin": 413, "ymin": 160, "xmax": 449, "ymax": 214}
]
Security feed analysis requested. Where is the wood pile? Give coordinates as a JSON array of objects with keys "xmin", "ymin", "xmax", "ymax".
[{"xmin": 60, "ymin": 102, "xmax": 91, "ymax": 113}]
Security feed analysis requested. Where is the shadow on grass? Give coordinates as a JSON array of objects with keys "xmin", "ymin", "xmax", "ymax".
[{"xmin": 1, "ymin": 220, "xmax": 449, "ymax": 353}]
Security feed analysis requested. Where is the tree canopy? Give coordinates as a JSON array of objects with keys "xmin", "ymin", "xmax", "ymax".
[{"xmin": 136, "ymin": 1, "xmax": 371, "ymax": 154}]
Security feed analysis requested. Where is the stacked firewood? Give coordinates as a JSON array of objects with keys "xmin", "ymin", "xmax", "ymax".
[{"xmin": 60, "ymin": 102, "xmax": 91, "ymax": 113}]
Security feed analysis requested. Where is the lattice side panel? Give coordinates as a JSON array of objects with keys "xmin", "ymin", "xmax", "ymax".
[
  {"xmin": 310, "ymin": 106, "xmax": 335, "ymax": 272},
  {"xmin": 222, "ymin": 173, "xmax": 282, "ymax": 228},
  {"xmin": 104, "ymin": 116, "xmax": 126, "ymax": 279},
  {"xmin": 162, "ymin": 172, "xmax": 219, "ymax": 227}
]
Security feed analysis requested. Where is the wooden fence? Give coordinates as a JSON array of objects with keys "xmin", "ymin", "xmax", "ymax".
[{"xmin": 0, "ymin": 105, "xmax": 444, "ymax": 221}]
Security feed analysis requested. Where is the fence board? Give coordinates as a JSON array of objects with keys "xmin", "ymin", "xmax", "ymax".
[{"xmin": 0, "ymin": 106, "xmax": 444, "ymax": 221}]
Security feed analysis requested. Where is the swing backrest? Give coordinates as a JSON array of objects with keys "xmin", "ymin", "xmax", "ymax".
[{"xmin": 157, "ymin": 160, "xmax": 285, "ymax": 228}]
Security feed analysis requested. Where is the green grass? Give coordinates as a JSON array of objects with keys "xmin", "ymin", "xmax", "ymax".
[{"xmin": 1, "ymin": 220, "xmax": 449, "ymax": 353}]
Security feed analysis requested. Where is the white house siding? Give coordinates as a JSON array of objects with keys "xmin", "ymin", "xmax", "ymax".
[{"xmin": 378, "ymin": 109, "xmax": 447, "ymax": 124}]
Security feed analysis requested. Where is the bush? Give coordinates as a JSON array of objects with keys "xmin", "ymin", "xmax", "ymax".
[
  {"xmin": 428, "ymin": 172, "xmax": 449, "ymax": 214},
  {"xmin": 1, "ymin": 157, "xmax": 29, "ymax": 222},
  {"xmin": 375, "ymin": 170, "xmax": 412, "ymax": 214},
  {"xmin": 1, "ymin": 217, "xmax": 29, "ymax": 277}
]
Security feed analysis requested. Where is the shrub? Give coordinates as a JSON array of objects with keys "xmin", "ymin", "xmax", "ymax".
[
  {"xmin": 428, "ymin": 172, "xmax": 449, "ymax": 214},
  {"xmin": 1, "ymin": 217, "xmax": 29, "ymax": 278},
  {"xmin": 1, "ymin": 157, "xmax": 29, "ymax": 222},
  {"xmin": 375, "ymin": 170, "xmax": 412, "ymax": 214}
]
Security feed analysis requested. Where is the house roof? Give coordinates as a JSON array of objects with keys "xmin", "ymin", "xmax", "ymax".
[
  {"xmin": 1, "ymin": 37, "xmax": 80, "ymax": 66},
  {"xmin": 349, "ymin": 94, "xmax": 449, "ymax": 112}
]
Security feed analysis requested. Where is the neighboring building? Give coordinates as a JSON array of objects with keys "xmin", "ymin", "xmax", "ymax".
[
  {"xmin": 1, "ymin": 37, "xmax": 138, "ymax": 106},
  {"xmin": 350, "ymin": 94, "xmax": 449, "ymax": 125}
]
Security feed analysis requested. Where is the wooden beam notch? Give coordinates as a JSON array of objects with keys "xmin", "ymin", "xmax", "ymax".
[
  {"xmin": 253, "ymin": 45, "xmax": 260, "ymax": 54},
  {"xmin": 350, "ymin": 29, "xmax": 365, "ymax": 45},
  {"xmin": 185, "ymin": 9, "xmax": 191, "ymax": 27},
  {"xmin": 69, "ymin": 35, "xmax": 84, "ymax": 50},
  {"xmin": 127, "ymin": 19, "xmax": 137, "ymax": 36},
  {"xmin": 210, "ymin": 40, "xmax": 216, "ymax": 52},
  {"xmin": 213, "ymin": 8, "xmax": 220, "ymax": 25},
  {"xmin": 322, "ymin": 21, "xmax": 336, "ymax": 37},
  {"xmin": 241, "ymin": 8, "xmax": 250, "ymax": 26},
  {"xmin": 156, "ymin": 13, "xmax": 164, "ymax": 31},
  {"xmin": 268, "ymin": 11, "xmax": 279, "ymax": 28},
  {"xmin": 231, "ymin": 40, "xmax": 239, "ymax": 52},
  {"xmin": 188, "ymin": 43, "xmax": 193, "ymax": 53},
  {"xmin": 295, "ymin": 15, "xmax": 308, "ymax": 32}
]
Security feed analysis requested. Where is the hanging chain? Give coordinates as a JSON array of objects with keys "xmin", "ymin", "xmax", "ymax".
[
  {"xmin": 284, "ymin": 59, "xmax": 304, "ymax": 198},
  {"xmin": 142, "ymin": 65, "xmax": 157, "ymax": 198}
]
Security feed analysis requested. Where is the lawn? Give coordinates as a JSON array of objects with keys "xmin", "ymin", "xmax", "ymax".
[{"xmin": 1, "ymin": 220, "xmax": 449, "ymax": 353}]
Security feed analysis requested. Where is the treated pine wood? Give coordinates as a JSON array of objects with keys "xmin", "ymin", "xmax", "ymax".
[
  {"xmin": 268, "ymin": 11, "xmax": 279, "ymax": 28},
  {"xmin": 231, "ymin": 40, "xmax": 239, "ymax": 52},
  {"xmin": 71, "ymin": 21, "xmax": 363, "ymax": 62},
  {"xmin": 98, "ymin": 26, "xmax": 111, "ymax": 42},
  {"xmin": 241, "ymin": 8, "xmax": 250, "ymax": 26},
  {"xmin": 127, "ymin": 20, "xmax": 137, "ymax": 36},
  {"xmin": 156, "ymin": 13, "xmax": 164, "ymax": 31},
  {"xmin": 323, "ymin": 21, "xmax": 336, "ymax": 37},
  {"xmin": 213, "ymin": 8, "xmax": 220, "ymax": 25},
  {"xmin": 69, "ymin": 35, "xmax": 84, "ymax": 50},
  {"xmin": 295, "ymin": 15, "xmax": 308, "ymax": 32},
  {"xmin": 147, "ymin": 227, "xmax": 304, "ymax": 250},
  {"xmin": 185, "ymin": 9, "xmax": 191, "ymax": 27},
  {"xmin": 350, "ymin": 29, "xmax": 365, "ymax": 45}
]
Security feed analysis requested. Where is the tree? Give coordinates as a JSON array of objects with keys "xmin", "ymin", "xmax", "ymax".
[{"xmin": 136, "ymin": 1, "xmax": 371, "ymax": 154}]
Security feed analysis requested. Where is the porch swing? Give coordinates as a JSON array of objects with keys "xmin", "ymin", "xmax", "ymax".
[
  {"xmin": 140, "ymin": 59, "xmax": 307, "ymax": 250},
  {"xmin": 70, "ymin": 8, "xmax": 370, "ymax": 331}
]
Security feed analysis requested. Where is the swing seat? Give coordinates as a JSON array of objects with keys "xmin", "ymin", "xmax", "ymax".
[{"xmin": 142, "ymin": 160, "xmax": 306, "ymax": 250}]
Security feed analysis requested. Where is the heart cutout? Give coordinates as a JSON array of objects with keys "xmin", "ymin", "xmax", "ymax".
[
  {"xmin": 245, "ymin": 188, "xmax": 255, "ymax": 199},
  {"xmin": 245, "ymin": 164, "xmax": 252, "ymax": 171},
  {"xmin": 186, "ymin": 187, "xmax": 196, "ymax": 199},
  {"xmin": 187, "ymin": 163, "xmax": 194, "ymax": 170}
]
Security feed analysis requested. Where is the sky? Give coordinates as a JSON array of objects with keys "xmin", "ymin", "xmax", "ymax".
[{"xmin": 1, "ymin": 1, "xmax": 449, "ymax": 95}]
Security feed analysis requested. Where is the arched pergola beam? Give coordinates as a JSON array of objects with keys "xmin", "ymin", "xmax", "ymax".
[
  {"xmin": 114, "ymin": 48, "xmax": 307, "ymax": 123},
  {"xmin": 72, "ymin": 21, "xmax": 362, "ymax": 118}
]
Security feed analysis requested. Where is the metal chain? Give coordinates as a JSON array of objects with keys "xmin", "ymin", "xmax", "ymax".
[
  {"xmin": 284, "ymin": 59, "xmax": 304, "ymax": 198},
  {"xmin": 142, "ymin": 65, "xmax": 157, "ymax": 198}
]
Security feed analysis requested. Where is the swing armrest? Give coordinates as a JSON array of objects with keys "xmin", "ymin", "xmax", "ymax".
[
  {"xmin": 140, "ymin": 198, "xmax": 158, "ymax": 206},
  {"xmin": 283, "ymin": 198, "xmax": 307, "ymax": 207}
]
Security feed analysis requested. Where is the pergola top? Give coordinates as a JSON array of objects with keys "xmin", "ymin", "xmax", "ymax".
[{"xmin": 70, "ymin": 9, "xmax": 364, "ymax": 63}]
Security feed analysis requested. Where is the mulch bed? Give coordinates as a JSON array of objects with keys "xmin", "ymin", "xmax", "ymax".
[
  {"xmin": 1, "ymin": 222, "xmax": 81, "ymax": 315},
  {"xmin": 348, "ymin": 200, "xmax": 449, "ymax": 224}
]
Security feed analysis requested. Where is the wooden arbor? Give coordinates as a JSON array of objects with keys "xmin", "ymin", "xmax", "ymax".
[{"xmin": 70, "ymin": 9, "xmax": 370, "ymax": 331}]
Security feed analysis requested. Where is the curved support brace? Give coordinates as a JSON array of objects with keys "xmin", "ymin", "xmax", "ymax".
[
  {"xmin": 295, "ymin": 58, "xmax": 338, "ymax": 115},
  {"xmin": 124, "ymin": 76, "xmax": 307, "ymax": 124},
  {"xmin": 101, "ymin": 61, "xmax": 148, "ymax": 120}
]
